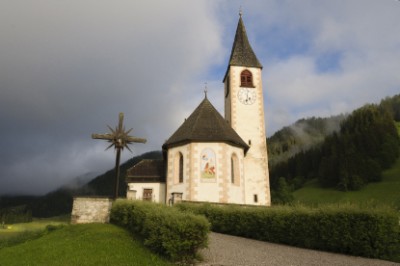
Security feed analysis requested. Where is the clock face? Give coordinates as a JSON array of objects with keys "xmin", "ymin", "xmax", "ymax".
[{"xmin": 238, "ymin": 88, "xmax": 256, "ymax": 105}]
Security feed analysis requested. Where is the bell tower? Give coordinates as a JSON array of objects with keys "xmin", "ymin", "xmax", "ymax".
[{"xmin": 223, "ymin": 13, "xmax": 270, "ymax": 206}]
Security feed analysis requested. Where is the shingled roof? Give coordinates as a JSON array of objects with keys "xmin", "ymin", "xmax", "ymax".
[
  {"xmin": 224, "ymin": 15, "xmax": 262, "ymax": 82},
  {"xmin": 228, "ymin": 15, "xmax": 262, "ymax": 68},
  {"xmin": 162, "ymin": 96, "xmax": 249, "ymax": 152},
  {"xmin": 126, "ymin": 159, "xmax": 165, "ymax": 183}
]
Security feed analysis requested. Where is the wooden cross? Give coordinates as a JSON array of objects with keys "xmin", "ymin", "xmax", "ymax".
[{"xmin": 92, "ymin": 113, "xmax": 146, "ymax": 199}]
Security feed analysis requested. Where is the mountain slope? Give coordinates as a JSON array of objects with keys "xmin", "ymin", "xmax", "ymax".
[
  {"xmin": 269, "ymin": 94, "xmax": 400, "ymax": 191},
  {"xmin": 268, "ymin": 115, "xmax": 345, "ymax": 166},
  {"xmin": 293, "ymin": 154, "xmax": 400, "ymax": 208}
]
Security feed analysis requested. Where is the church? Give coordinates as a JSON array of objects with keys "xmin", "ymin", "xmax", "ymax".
[{"xmin": 126, "ymin": 14, "xmax": 271, "ymax": 206}]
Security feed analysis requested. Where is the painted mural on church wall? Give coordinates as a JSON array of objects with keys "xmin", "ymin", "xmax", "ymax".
[{"xmin": 201, "ymin": 148, "xmax": 216, "ymax": 179}]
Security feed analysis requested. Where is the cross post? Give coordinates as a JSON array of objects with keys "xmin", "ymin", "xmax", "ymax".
[{"xmin": 92, "ymin": 113, "xmax": 146, "ymax": 199}]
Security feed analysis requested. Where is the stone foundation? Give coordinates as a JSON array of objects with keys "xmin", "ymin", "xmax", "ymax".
[{"xmin": 71, "ymin": 197, "xmax": 113, "ymax": 224}]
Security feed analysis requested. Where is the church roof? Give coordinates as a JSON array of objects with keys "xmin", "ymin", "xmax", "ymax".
[
  {"xmin": 126, "ymin": 159, "xmax": 165, "ymax": 183},
  {"xmin": 224, "ymin": 15, "xmax": 262, "ymax": 81},
  {"xmin": 162, "ymin": 96, "xmax": 249, "ymax": 152}
]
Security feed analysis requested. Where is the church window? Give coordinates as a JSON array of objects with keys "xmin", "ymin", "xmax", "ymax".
[
  {"xmin": 174, "ymin": 152, "xmax": 184, "ymax": 184},
  {"xmin": 240, "ymin": 70, "xmax": 253, "ymax": 87},
  {"xmin": 179, "ymin": 153, "xmax": 184, "ymax": 183},
  {"xmin": 231, "ymin": 153, "xmax": 239, "ymax": 185},
  {"xmin": 231, "ymin": 158, "xmax": 234, "ymax": 183},
  {"xmin": 254, "ymin": 194, "xmax": 258, "ymax": 203}
]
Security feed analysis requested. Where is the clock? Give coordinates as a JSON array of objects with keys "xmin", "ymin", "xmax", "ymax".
[{"xmin": 238, "ymin": 88, "xmax": 256, "ymax": 105}]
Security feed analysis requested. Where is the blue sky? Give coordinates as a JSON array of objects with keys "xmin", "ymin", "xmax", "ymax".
[{"xmin": 0, "ymin": 0, "xmax": 399, "ymax": 195}]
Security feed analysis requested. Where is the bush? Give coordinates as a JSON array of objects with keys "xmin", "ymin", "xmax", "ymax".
[
  {"xmin": 271, "ymin": 177, "xmax": 294, "ymax": 205},
  {"xmin": 110, "ymin": 200, "xmax": 210, "ymax": 262},
  {"xmin": 175, "ymin": 202, "xmax": 400, "ymax": 260}
]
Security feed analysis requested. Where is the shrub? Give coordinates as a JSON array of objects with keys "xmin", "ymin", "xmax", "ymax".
[
  {"xmin": 175, "ymin": 202, "xmax": 400, "ymax": 260},
  {"xmin": 110, "ymin": 200, "xmax": 210, "ymax": 262}
]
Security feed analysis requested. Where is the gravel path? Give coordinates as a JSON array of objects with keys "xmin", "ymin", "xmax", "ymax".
[{"xmin": 197, "ymin": 232, "xmax": 399, "ymax": 266}]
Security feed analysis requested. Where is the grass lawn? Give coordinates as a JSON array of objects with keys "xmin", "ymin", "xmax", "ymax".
[
  {"xmin": 0, "ymin": 216, "xmax": 69, "ymax": 240},
  {"xmin": 293, "ymin": 154, "xmax": 400, "ymax": 208},
  {"xmin": 0, "ymin": 223, "xmax": 173, "ymax": 266}
]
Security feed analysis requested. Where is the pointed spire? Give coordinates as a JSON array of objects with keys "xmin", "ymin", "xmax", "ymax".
[
  {"xmin": 204, "ymin": 82, "xmax": 208, "ymax": 99},
  {"xmin": 227, "ymin": 13, "xmax": 262, "ymax": 69}
]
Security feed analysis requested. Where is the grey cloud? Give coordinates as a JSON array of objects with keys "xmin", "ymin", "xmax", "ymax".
[{"xmin": 0, "ymin": 1, "xmax": 224, "ymax": 195}]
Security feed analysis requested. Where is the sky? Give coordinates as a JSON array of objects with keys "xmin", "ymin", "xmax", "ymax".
[{"xmin": 1, "ymin": 0, "xmax": 399, "ymax": 195}]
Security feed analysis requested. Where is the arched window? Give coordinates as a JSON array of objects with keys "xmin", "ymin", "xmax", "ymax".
[
  {"xmin": 174, "ymin": 152, "xmax": 184, "ymax": 184},
  {"xmin": 231, "ymin": 157, "xmax": 235, "ymax": 183},
  {"xmin": 231, "ymin": 153, "xmax": 239, "ymax": 185},
  {"xmin": 179, "ymin": 154, "xmax": 184, "ymax": 183},
  {"xmin": 240, "ymin": 70, "xmax": 253, "ymax": 87}
]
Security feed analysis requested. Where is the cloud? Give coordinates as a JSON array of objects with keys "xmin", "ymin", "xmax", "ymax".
[
  {"xmin": 261, "ymin": 0, "xmax": 400, "ymax": 134},
  {"xmin": 0, "ymin": 0, "xmax": 224, "ymax": 195}
]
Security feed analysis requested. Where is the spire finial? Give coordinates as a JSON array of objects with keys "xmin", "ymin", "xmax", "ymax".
[
  {"xmin": 204, "ymin": 82, "xmax": 208, "ymax": 98},
  {"xmin": 239, "ymin": 6, "xmax": 243, "ymax": 18}
]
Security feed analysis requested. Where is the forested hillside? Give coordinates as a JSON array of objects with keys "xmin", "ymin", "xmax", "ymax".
[
  {"xmin": 267, "ymin": 115, "xmax": 346, "ymax": 166},
  {"xmin": 270, "ymin": 94, "xmax": 400, "ymax": 192}
]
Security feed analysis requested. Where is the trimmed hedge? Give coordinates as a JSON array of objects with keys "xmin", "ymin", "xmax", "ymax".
[
  {"xmin": 176, "ymin": 203, "xmax": 400, "ymax": 260},
  {"xmin": 110, "ymin": 200, "xmax": 210, "ymax": 261}
]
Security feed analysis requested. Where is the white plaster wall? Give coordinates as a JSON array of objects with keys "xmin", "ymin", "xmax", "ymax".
[
  {"xmin": 195, "ymin": 142, "xmax": 222, "ymax": 203},
  {"xmin": 221, "ymin": 144, "xmax": 246, "ymax": 204},
  {"xmin": 167, "ymin": 142, "xmax": 247, "ymax": 205},
  {"xmin": 127, "ymin": 183, "xmax": 166, "ymax": 203},
  {"xmin": 166, "ymin": 145, "xmax": 190, "ymax": 202}
]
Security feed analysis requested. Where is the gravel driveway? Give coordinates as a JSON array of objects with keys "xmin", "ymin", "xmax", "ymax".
[{"xmin": 197, "ymin": 232, "xmax": 399, "ymax": 266}]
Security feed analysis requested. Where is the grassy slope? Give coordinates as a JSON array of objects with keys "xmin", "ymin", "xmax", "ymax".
[
  {"xmin": 293, "ymin": 154, "xmax": 400, "ymax": 208},
  {"xmin": 0, "ymin": 216, "xmax": 68, "ymax": 240},
  {"xmin": 0, "ymin": 223, "xmax": 173, "ymax": 266}
]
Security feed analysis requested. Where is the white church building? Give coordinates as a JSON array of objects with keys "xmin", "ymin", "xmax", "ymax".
[{"xmin": 126, "ymin": 14, "xmax": 271, "ymax": 206}]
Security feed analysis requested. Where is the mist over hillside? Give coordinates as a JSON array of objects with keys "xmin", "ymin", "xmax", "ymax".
[
  {"xmin": 268, "ymin": 115, "xmax": 346, "ymax": 166},
  {"xmin": 63, "ymin": 172, "xmax": 99, "ymax": 190}
]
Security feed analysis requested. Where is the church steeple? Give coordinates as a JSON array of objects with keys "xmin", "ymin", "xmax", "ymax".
[
  {"xmin": 227, "ymin": 14, "xmax": 262, "ymax": 69},
  {"xmin": 223, "ymin": 11, "xmax": 270, "ymax": 206}
]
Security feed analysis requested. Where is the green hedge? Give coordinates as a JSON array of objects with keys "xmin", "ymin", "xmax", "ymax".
[
  {"xmin": 110, "ymin": 200, "xmax": 210, "ymax": 261},
  {"xmin": 176, "ymin": 203, "xmax": 400, "ymax": 260}
]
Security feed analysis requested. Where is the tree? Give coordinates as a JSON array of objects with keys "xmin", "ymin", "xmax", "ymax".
[{"xmin": 271, "ymin": 177, "xmax": 294, "ymax": 205}]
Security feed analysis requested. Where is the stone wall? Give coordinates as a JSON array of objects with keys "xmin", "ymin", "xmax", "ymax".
[{"xmin": 71, "ymin": 197, "xmax": 113, "ymax": 224}]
